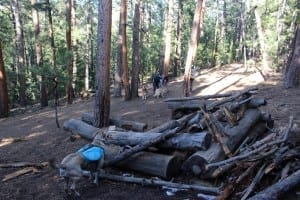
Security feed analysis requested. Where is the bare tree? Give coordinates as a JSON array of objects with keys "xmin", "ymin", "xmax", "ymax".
[
  {"xmin": 94, "ymin": 0, "xmax": 112, "ymax": 128},
  {"xmin": 183, "ymin": 0, "xmax": 206, "ymax": 97},
  {"xmin": 0, "ymin": 40, "xmax": 9, "ymax": 118}
]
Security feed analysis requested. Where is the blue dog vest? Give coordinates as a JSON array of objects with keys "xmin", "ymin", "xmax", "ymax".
[{"xmin": 77, "ymin": 144, "xmax": 104, "ymax": 162}]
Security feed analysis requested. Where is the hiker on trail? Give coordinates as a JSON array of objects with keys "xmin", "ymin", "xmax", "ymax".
[{"xmin": 153, "ymin": 73, "xmax": 162, "ymax": 93}]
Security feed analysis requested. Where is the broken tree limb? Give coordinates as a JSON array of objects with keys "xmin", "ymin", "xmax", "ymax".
[
  {"xmin": 97, "ymin": 130, "xmax": 211, "ymax": 151},
  {"xmin": 96, "ymin": 172, "xmax": 221, "ymax": 195},
  {"xmin": 247, "ymin": 169, "xmax": 300, "ymax": 200}
]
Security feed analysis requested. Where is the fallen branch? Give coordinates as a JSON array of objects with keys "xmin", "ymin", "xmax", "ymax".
[
  {"xmin": 2, "ymin": 167, "xmax": 37, "ymax": 182},
  {"xmin": 97, "ymin": 172, "xmax": 220, "ymax": 195},
  {"xmin": 0, "ymin": 162, "xmax": 48, "ymax": 168},
  {"xmin": 247, "ymin": 169, "xmax": 300, "ymax": 200}
]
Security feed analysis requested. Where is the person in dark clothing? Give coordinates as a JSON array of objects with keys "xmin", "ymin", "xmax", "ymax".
[{"xmin": 153, "ymin": 73, "xmax": 162, "ymax": 93}]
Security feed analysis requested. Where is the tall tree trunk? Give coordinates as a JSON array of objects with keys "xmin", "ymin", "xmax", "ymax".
[
  {"xmin": 241, "ymin": 0, "xmax": 247, "ymax": 71},
  {"xmin": 284, "ymin": 24, "xmax": 300, "ymax": 88},
  {"xmin": 131, "ymin": 0, "xmax": 141, "ymax": 99},
  {"xmin": 163, "ymin": 0, "xmax": 173, "ymax": 77},
  {"xmin": 12, "ymin": 0, "xmax": 26, "ymax": 107},
  {"xmin": 46, "ymin": 0, "xmax": 57, "ymax": 75},
  {"xmin": 71, "ymin": 0, "xmax": 77, "ymax": 93},
  {"xmin": 66, "ymin": 0, "xmax": 74, "ymax": 104},
  {"xmin": 211, "ymin": 0, "xmax": 219, "ymax": 67},
  {"xmin": 0, "ymin": 40, "xmax": 9, "ymax": 118},
  {"xmin": 254, "ymin": 6, "xmax": 272, "ymax": 80},
  {"xmin": 84, "ymin": 0, "xmax": 92, "ymax": 91},
  {"xmin": 94, "ymin": 0, "xmax": 112, "ymax": 128},
  {"xmin": 121, "ymin": 0, "xmax": 130, "ymax": 101},
  {"xmin": 31, "ymin": 0, "xmax": 48, "ymax": 107},
  {"xmin": 174, "ymin": 0, "xmax": 183, "ymax": 77},
  {"xmin": 183, "ymin": 0, "xmax": 206, "ymax": 97},
  {"xmin": 114, "ymin": 12, "xmax": 123, "ymax": 97}
]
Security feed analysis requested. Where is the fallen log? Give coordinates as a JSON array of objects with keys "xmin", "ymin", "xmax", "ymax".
[
  {"xmin": 63, "ymin": 118, "xmax": 100, "ymax": 140},
  {"xmin": 181, "ymin": 109, "xmax": 262, "ymax": 177},
  {"xmin": 97, "ymin": 130, "xmax": 211, "ymax": 151},
  {"xmin": 102, "ymin": 126, "xmax": 182, "ymax": 167},
  {"xmin": 81, "ymin": 112, "xmax": 147, "ymax": 132},
  {"xmin": 91, "ymin": 138, "xmax": 181, "ymax": 179},
  {"xmin": 96, "ymin": 172, "xmax": 221, "ymax": 195},
  {"xmin": 247, "ymin": 169, "xmax": 300, "ymax": 200},
  {"xmin": 119, "ymin": 151, "xmax": 181, "ymax": 179}
]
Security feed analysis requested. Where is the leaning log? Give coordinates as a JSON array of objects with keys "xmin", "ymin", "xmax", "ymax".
[
  {"xmin": 63, "ymin": 118, "xmax": 100, "ymax": 140},
  {"xmin": 96, "ymin": 172, "xmax": 221, "ymax": 195},
  {"xmin": 181, "ymin": 109, "xmax": 262, "ymax": 177},
  {"xmin": 247, "ymin": 169, "xmax": 300, "ymax": 200},
  {"xmin": 81, "ymin": 112, "xmax": 147, "ymax": 132},
  {"xmin": 97, "ymin": 130, "xmax": 211, "ymax": 151}
]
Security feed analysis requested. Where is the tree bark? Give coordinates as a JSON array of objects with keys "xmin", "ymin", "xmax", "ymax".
[
  {"xmin": 0, "ymin": 40, "xmax": 9, "ymax": 118},
  {"xmin": 94, "ymin": 0, "xmax": 112, "ymax": 128}
]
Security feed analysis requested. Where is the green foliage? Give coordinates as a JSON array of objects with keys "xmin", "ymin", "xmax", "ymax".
[{"xmin": 0, "ymin": 0, "xmax": 298, "ymax": 107}]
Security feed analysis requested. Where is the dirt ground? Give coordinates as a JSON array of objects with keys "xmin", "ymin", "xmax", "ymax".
[{"xmin": 0, "ymin": 64, "xmax": 300, "ymax": 200}]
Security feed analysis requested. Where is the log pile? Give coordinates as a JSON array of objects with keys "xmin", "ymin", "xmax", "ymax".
[{"xmin": 63, "ymin": 87, "xmax": 300, "ymax": 199}]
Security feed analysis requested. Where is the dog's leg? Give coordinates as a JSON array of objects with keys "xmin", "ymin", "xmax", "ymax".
[
  {"xmin": 70, "ymin": 178, "xmax": 80, "ymax": 196},
  {"xmin": 63, "ymin": 176, "xmax": 70, "ymax": 194}
]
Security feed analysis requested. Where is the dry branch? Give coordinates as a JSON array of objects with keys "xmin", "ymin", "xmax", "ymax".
[
  {"xmin": 2, "ymin": 167, "xmax": 37, "ymax": 182},
  {"xmin": 96, "ymin": 172, "xmax": 221, "ymax": 195},
  {"xmin": 247, "ymin": 169, "xmax": 300, "ymax": 200}
]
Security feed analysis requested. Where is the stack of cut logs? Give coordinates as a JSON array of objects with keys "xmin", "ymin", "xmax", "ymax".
[{"xmin": 63, "ymin": 87, "xmax": 300, "ymax": 200}]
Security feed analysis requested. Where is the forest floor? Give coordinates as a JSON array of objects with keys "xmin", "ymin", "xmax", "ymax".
[{"xmin": 0, "ymin": 63, "xmax": 300, "ymax": 200}]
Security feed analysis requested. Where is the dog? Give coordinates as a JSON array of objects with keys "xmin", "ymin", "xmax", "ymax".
[
  {"xmin": 153, "ymin": 87, "xmax": 165, "ymax": 98},
  {"xmin": 142, "ymin": 85, "xmax": 148, "ymax": 100},
  {"xmin": 51, "ymin": 144, "xmax": 105, "ymax": 196}
]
